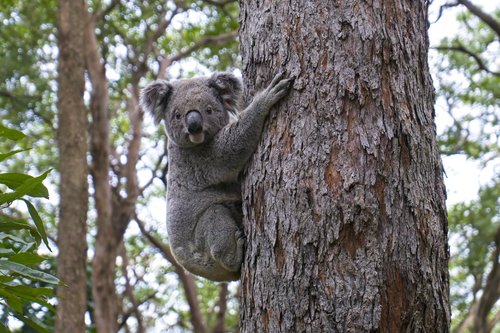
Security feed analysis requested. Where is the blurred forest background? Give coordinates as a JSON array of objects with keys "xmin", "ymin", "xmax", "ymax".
[{"xmin": 0, "ymin": 0, "xmax": 498, "ymax": 332}]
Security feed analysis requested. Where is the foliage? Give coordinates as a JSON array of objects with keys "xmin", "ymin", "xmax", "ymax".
[
  {"xmin": 434, "ymin": 8, "xmax": 499, "ymax": 163},
  {"xmin": 448, "ymin": 178, "xmax": 499, "ymax": 332},
  {"xmin": 1, "ymin": 0, "xmax": 241, "ymax": 329},
  {"xmin": 432, "ymin": 2, "xmax": 500, "ymax": 331},
  {"xmin": 0, "ymin": 124, "xmax": 58, "ymax": 333}
]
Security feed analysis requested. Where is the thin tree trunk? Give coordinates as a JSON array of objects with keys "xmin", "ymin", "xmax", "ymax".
[
  {"xmin": 239, "ymin": 1, "xmax": 450, "ymax": 332},
  {"xmin": 137, "ymin": 219, "xmax": 208, "ymax": 333},
  {"xmin": 212, "ymin": 283, "xmax": 228, "ymax": 333},
  {"xmin": 55, "ymin": 0, "xmax": 88, "ymax": 331},
  {"xmin": 457, "ymin": 227, "xmax": 500, "ymax": 333},
  {"xmin": 84, "ymin": 7, "xmax": 118, "ymax": 332}
]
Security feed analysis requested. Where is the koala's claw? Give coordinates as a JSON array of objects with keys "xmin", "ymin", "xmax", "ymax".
[
  {"xmin": 264, "ymin": 76, "xmax": 293, "ymax": 106},
  {"xmin": 269, "ymin": 71, "xmax": 286, "ymax": 88}
]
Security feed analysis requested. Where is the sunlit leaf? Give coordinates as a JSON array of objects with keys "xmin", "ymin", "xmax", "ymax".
[
  {"xmin": 0, "ymin": 123, "xmax": 26, "ymax": 141},
  {"xmin": 0, "ymin": 172, "xmax": 50, "ymax": 198},
  {"xmin": 0, "ymin": 169, "xmax": 51, "ymax": 204},
  {"xmin": 9, "ymin": 252, "xmax": 46, "ymax": 265},
  {"xmin": 12, "ymin": 311, "xmax": 52, "ymax": 333},
  {"xmin": 0, "ymin": 260, "xmax": 59, "ymax": 285},
  {"xmin": 22, "ymin": 199, "xmax": 51, "ymax": 251},
  {"xmin": 0, "ymin": 149, "xmax": 30, "ymax": 163}
]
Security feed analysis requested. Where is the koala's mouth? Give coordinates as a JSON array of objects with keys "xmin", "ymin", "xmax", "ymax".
[{"xmin": 188, "ymin": 132, "xmax": 205, "ymax": 144}]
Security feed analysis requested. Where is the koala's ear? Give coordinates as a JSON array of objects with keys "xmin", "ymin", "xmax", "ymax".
[
  {"xmin": 208, "ymin": 73, "xmax": 242, "ymax": 115},
  {"xmin": 140, "ymin": 80, "xmax": 173, "ymax": 124}
]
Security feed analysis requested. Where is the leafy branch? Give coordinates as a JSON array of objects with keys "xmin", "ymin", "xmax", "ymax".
[
  {"xmin": 0, "ymin": 123, "xmax": 58, "ymax": 333},
  {"xmin": 434, "ymin": 44, "xmax": 500, "ymax": 76}
]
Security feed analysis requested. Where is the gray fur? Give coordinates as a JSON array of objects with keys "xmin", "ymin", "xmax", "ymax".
[{"xmin": 140, "ymin": 72, "xmax": 293, "ymax": 281}]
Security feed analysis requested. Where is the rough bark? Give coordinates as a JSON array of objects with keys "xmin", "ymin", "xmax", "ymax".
[
  {"xmin": 55, "ymin": 0, "xmax": 88, "ymax": 331},
  {"xmin": 239, "ymin": 1, "xmax": 450, "ymax": 332}
]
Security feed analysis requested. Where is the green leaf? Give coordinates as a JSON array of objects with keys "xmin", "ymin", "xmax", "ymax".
[
  {"xmin": 0, "ymin": 248, "xmax": 15, "ymax": 256},
  {"xmin": 5, "ymin": 285, "xmax": 53, "ymax": 298},
  {"xmin": 18, "ymin": 241, "xmax": 36, "ymax": 253},
  {"xmin": 0, "ymin": 149, "xmax": 30, "ymax": 163},
  {"xmin": 0, "ymin": 288, "xmax": 23, "ymax": 313},
  {"xmin": 0, "ymin": 260, "xmax": 59, "ymax": 285},
  {"xmin": 9, "ymin": 252, "xmax": 46, "ymax": 265},
  {"xmin": 0, "ymin": 173, "xmax": 50, "ymax": 198},
  {"xmin": 0, "ymin": 218, "xmax": 35, "ymax": 233},
  {"xmin": 22, "ymin": 199, "xmax": 51, "ymax": 251},
  {"xmin": 0, "ymin": 123, "xmax": 26, "ymax": 140},
  {"xmin": 0, "ymin": 169, "xmax": 51, "ymax": 205},
  {"xmin": 0, "ymin": 232, "xmax": 31, "ymax": 246},
  {"xmin": 0, "ymin": 321, "xmax": 9, "ymax": 333},
  {"xmin": 3, "ymin": 285, "xmax": 55, "ymax": 312},
  {"xmin": 0, "ymin": 276, "xmax": 14, "ymax": 283},
  {"xmin": 12, "ymin": 311, "xmax": 52, "ymax": 333}
]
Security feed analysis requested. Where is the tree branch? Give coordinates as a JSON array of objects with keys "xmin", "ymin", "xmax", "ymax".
[
  {"xmin": 455, "ymin": 226, "xmax": 500, "ymax": 333},
  {"xmin": 431, "ymin": 2, "xmax": 459, "ymax": 24},
  {"xmin": 212, "ymin": 283, "xmax": 228, "ymax": 333},
  {"xmin": 118, "ymin": 293, "xmax": 157, "ymax": 331},
  {"xmin": 0, "ymin": 91, "xmax": 54, "ymax": 129},
  {"xmin": 133, "ymin": 5, "xmax": 183, "ymax": 82},
  {"xmin": 94, "ymin": 0, "xmax": 121, "ymax": 22},
  {"xmin": 456, "ymin": 0, "xmax": 500, "ymax": 37},
  {"xmin": 138, "ymin": 150, "xmax": 168, "ymax": 197},
  {"xmin": 486, "ymin": 310, "xmax": 500, "ymax": 333},
  {"xmin": 473, "ymin": 227, "xmax": 500, "ymax": 332},
  {"xmin": 158, "ymin": 29, "xmax": 238, "ymax": 79},
  {"xmin": 433, "ymin": 44, "xmax": 500, "ymax": 76},
  {"xmin": 201, "ymin": 0, "xmax": 237, "ymax": 6},
  {"xmin": 118, "ymin": 244, "xmax": 145, "ymax": 333},
  {"xmin": 135, "ymin": 217, "xmax": 207, "ymax": 333}
]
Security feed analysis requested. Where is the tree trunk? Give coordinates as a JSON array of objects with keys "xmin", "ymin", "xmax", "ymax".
[
  {"xmin": 239, "ymin": 1, "xmax": 450, "ymax": 332},
  {"xmin": 55, "ymin": 0, "xmax": 88, "ymax": 331},
  {"xmin": 84, "ymin": 8, "xmax": 119, "ymax": 332}
]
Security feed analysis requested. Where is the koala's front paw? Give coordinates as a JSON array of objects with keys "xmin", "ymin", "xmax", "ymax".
[{"xmin": 262, "ymin": 72, "xmax": 294, "ymax": 107}]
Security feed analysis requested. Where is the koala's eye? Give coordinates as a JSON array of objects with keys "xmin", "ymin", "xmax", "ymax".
[
  {"xmin": 206, "ymin": 106, "xmax": 213, "ymax": 114},
  {"xmin": 175, "ymin": 112, "xmax": 181, "ymax": 120}
]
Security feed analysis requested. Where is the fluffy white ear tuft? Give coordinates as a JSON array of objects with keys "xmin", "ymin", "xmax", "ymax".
[{"xmin": 140, "ymin": 80, "xmax": 173, "ymax": 124}]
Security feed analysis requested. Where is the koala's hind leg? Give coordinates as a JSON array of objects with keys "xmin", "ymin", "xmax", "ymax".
[{"xmin": 201, "ymin": 204, "xmax": 245, "ymax": 274}]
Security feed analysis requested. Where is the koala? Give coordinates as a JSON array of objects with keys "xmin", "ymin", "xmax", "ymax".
[{"xmin": 140, "ymin": 72, "xmax": 293, "ymax": 281}]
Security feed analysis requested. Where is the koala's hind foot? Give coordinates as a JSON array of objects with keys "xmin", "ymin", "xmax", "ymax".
[{"xmin": 200, "ymin": 204, "xmax": 245, "ymax": 279}]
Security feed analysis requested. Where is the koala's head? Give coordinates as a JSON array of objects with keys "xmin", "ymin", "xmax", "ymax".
[{"xmin": 140, "ymin": 73, "xmax": 242, "ymax": 148}]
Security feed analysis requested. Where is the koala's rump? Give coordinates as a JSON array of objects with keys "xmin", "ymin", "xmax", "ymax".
[{"xmin": 165, "ymin": 183, "xmax": 242, "ymax": 248}]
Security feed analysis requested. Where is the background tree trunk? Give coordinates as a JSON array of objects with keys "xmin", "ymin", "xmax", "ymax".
[
  {"xmin": 239, "ymin": 1, "xmax": 450, "ymax": 332},
  {"xmin": 55, "ymin": 0, "xmax": 88, "ymax": 331}
]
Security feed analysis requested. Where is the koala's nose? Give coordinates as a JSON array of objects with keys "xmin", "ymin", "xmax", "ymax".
[{"xmin": 186, "ymin": 110, "xmax": 203, "ymax": 134}]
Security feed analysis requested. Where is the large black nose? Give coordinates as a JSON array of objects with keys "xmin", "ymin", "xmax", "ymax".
[{"xmin": 186, "ymin": 110, "xmax": 203, "ymax": 134}]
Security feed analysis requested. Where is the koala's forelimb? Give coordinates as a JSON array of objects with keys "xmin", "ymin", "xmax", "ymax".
[{"xmin": 216, "ymin": 73, "xmax": 294, "ymax": 168}]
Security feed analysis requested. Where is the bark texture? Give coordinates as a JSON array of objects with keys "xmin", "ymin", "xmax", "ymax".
[
  {"xmin": 239, "ymin": 1, "xmax": 450, "ymax": 332},
  {"xmin": 55, "ymin": 0, "xmax": 88, "ymax": 331}
]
